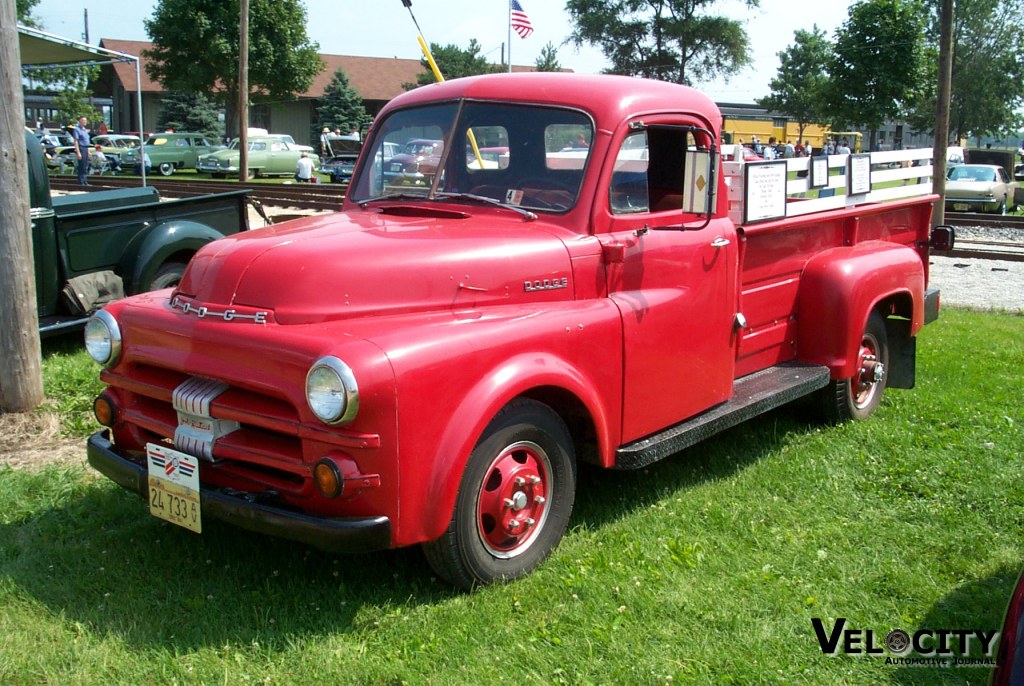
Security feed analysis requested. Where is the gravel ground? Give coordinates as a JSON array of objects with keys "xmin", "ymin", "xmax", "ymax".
[{"xmin": 929, "ymin": 223, "xmax": 1024, "ymax": 312}]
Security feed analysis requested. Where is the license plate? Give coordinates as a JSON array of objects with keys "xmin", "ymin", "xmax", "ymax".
[
  {"xmin": 953, "ymin": 203, "xmax": 969, "ymax": 211},
  {"xmin": 146, "ymin": 443, "xmax": 202, "ymax": 533}
]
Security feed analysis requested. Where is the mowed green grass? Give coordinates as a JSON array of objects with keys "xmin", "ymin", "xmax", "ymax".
[{"xmin": 1, "ymin": 308, "xmax": 1022, "ymax": 685}]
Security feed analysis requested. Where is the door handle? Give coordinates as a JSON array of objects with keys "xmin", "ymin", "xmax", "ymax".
[{"xmin": 710, "ymin": 237, "xmax": 730, "ymax": 248}]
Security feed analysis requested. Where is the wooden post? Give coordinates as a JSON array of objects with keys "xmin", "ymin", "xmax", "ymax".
[
  {"xmin": 931, "ymin": 0, "xmax": 953, "ymax": 226},
  {"xmin": 238, "ymin": 0, "xmax": 249, "ymax": 182},
  {"xmin": 0, "ymin": 0, "xmax": 45, "ymax": 412}
]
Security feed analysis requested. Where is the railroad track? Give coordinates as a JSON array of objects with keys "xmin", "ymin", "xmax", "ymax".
[
  {"xmin": 48, "ymin": 174, "xmax": 346, "ymax": 212},
  {"xmin": 945, "ymin": 212, "xmax": 1024, "ymax": 230}
]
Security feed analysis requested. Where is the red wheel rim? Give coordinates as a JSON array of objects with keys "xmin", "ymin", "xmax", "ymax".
[
  {"xmin": 852, "ymin": 332, "xmax": 883, "ymax": 409},
  {"xmin": 475, "ymin": 440, "xmax": 551, "ymax": 559}
]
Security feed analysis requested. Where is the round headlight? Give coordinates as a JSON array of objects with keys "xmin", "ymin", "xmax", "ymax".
[
  {"xmin": 84, "ymin": 310, "xmax": 121, "ymax": 367},
  {"xmin": 305, "ymin": 356, "xmax": 359, "ymax": 425}
]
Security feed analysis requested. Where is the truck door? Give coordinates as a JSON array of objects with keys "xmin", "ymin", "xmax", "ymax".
[{"xmin": 600, "ymin": 123, "xmax": 738, "ymax": 443}]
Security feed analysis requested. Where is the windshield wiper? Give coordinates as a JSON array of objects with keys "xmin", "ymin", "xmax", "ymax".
[
  {"xmin": 358, "ymin": 192, "xmax": 431, "ymax": 208},
  {"xmin": 434, "ymin": 192, "xmax": 537, "ymax": 221}
]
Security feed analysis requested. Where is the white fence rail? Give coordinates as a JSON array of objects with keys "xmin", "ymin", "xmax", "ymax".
[{"xmin": 724, "ymin": 147, "xmax": 936, "ymax": 225}]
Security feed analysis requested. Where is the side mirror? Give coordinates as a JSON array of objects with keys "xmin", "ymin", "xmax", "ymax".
[{"xmin": 930, "ymin": 225, "xmax": 955, "ymax": 252}]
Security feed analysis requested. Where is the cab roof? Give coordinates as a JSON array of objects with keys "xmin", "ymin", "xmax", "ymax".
[{"xmin": 383, "ymin": 72, "xmax": 722, "ymax": 137}]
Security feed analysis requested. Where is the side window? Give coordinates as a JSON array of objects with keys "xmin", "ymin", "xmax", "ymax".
[
  {"xmin": 610, "ymin": 131, "xmax": 650, "ymax": 214},
  {"xmin": 546, "ymin": 124, "xmax": 589, "ymax": 171},
  {"xmin": 609, "ymin": 125, "xmax": 712, "ymax": 216},
  {"xmin": 175, "ymin": 138, "xmax": 189, "ymax": 147},
  {"xmin": 465, "ymin": 125, "xmax": 509, "ymax": 172}
]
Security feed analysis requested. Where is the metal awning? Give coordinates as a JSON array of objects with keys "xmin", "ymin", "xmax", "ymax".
[{"xmin": 18, "ymin": 24, "xmax": 147, "ymax": 183}]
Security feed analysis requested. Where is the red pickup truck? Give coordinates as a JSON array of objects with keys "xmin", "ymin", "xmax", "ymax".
[{"xmin": 85, "ymin": 73, "xmax": 951, "ymax": 589}]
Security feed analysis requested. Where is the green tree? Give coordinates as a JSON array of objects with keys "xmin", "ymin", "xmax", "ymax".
[
  {"xmin": 16, "ymin": 0, "xmax": 40, "ymax": 26},
  {"xmin": 907, "ymin": 0, "xmax": 1024, "ymax": 142},
  {"xmin": 535, "ymin": 42, "xmax": 562, "ymax": 72},
  {"xmin": 156, "ymin": 91, "xmax": 224, "ymax": 139},
  {"xmin": 407, "ymin": 39, "xmax": 502, "ymax": 89},
  {"xmin": 757, "ymin": 26, "xmax": 832, "ymax": 144},
  {"xmin": 313, "ymin": 67, "xmax": 367, "ymax": 146},
  {"xmin": 144, "ymin": 0, "xmax": 323, "ymax": 138},
  {"xmin": 826, "ymin": 0, "xmax": 927, "ymax": 149},
  {"xmin": 22, "ymin": 64, "xmax": 101, "ymax": 126},
  {"xmin": 565, "ymin": 0, "xmax": 757, "ymax": 85}
]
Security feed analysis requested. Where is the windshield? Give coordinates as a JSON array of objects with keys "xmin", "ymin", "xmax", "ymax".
[
  {"xmin": 349, "ymin": 101, "xmax": 594, "ymax": 213},
  {"xmin": 947, "ymin": 166, "xmax": 996, "ymax": 182}
]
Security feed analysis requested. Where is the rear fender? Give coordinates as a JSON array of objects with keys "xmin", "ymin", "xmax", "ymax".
[
  {"xmin": 797, "ymin": 241, "xmax": 924, "ymax": 379},
  {"xmin": 124, "ymin": 220, "xmax": 229, "ymax": 294},
  {"xmin": 411, "ymin": 353, "xmax": 613, "ymax": 544}
]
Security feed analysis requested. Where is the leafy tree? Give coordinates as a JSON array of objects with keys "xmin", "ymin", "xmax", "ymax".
[
  {"xmin": 535, "ymin": 42, "xmax": 562, "ymax": 72},
  {"xmin": 906, "ymin": 0, "xmax": 1024, "ymax": 141},
  {"xmin": 22, "ymin": 64, "xmax": 101, "ymax": 126},
  {"xmin": 407, "ymin": 39, "xmax": 502, "ymax": 89},
  {"xmin": 144, "ymin": 0, "xmax": 323, "ymax": 138},
  {"xmin": 757, "ymin": 26, "xmax": 832, "ymax": 144},
  {"xmin": 16, "ymin": 0, "xmax": 40, "ymax": 26},
  {"xmin": 826, "ymin": 0, "xmax": 927, "ymax": 149},
  {"xmin": 565, "ymin": 0, "xmax": 757, "ymax": 85},
  {"xmin": 156, "ymin": 91, "xmax": 224, "ymax": 139},
  {"xmin": 313, "ymin": 67, "xmax": 367, "ymax": 146}
]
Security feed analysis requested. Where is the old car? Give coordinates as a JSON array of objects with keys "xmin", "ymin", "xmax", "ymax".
[
  {"xmin": 320, "ymin": 134, "xmax": 363, "ymax": 183},
  {"xmin": 197, "ymin": 136, "xmax": 320, "ymax": 178},
  {"xmin": 385, "ymin": 138, "xmax": 444, "ymax": 185},
  {"xmin": 944, "ymin": 163, "xmax": 1018, "ymax": 214},
  {"xmin": 143, "ymin": 132, "xmax": 224, "ymax": 176},
  {"xmin": 91, "ymin": 134, "xmax": 142, "ymax": 168}
]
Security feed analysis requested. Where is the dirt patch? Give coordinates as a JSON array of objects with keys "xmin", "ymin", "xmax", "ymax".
[{"xmin": 0, "ymin": 410, "xmax": 86, "ymax": 471}]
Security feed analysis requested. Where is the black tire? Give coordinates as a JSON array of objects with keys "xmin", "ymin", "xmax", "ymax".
[
  {"xmin": 158, "ymin": 162, "xmax": 175, "ymax": 176},
  {"xmin": 423, "ymin": 398, "xmax": 576, "ymax": 590},
  {"xmin": 147, "ymin": 262, "xmax": 187, "ymax": 291},
  {"xmin": 820, "ymin": 311, "xmax": 889, "ymax": 423}
]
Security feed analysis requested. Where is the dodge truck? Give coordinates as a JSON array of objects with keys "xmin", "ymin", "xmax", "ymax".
[
  {"xmin": 24, "ymin": 131, "xmax": 251, "ymax": 336},
  {"xmin": 84, "ymin": 74, "xmax": 953, "ymax": 589}
]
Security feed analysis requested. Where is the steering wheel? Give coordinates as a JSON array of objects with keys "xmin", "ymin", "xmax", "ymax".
[{"xmin": 515, "ymin": 177, "xmax": 575, "ymax": 210}]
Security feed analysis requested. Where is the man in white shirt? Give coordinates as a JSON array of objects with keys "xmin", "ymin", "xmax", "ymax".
[{"xmin": 295, "ymin": 151, "xmax": 315, "ymax": 182}]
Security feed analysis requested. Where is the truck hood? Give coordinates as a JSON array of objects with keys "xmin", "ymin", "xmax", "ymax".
[{"xmin": 176, "ymin": 207, "xmax": 575, "ymax": 325}]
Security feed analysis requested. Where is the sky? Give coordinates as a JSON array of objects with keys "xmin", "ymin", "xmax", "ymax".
[{"xmin": 29, "ymin": 0, "xmax": 854, "ymax": 104}]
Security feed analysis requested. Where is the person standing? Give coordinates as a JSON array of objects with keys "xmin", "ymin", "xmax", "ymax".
[{"xmin": 72, "ymin": 116, "xmax": 91, "ymax": 186}]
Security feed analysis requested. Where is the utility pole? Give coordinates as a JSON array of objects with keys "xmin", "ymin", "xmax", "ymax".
[
  {"xmin": 0, "ymin": 0, "xmax": 45, "ymax": 412},
  {"xmin": 931, "ymin": 0, "xmax": 953, "ymax": 226},
  {"xmin": 238, "ymin": 0, "xmax": 249, "ymax": 182}
]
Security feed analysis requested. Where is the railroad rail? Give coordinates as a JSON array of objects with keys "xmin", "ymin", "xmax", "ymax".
[
  {"xmin": 48, "ymin": 174, "xmax": 346, "ymax": 212},
  {"xmin": 945, "ymin": 212, "xmax": 1024, "ymax": 230}
]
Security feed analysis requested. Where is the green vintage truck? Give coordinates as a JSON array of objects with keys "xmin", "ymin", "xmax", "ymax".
[{"xmin": 25, "ymin": 131, "xmax": 251, "ymax": 336}]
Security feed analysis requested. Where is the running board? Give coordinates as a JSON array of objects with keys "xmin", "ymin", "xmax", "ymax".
[{"xmin": 614, "ymin": 362, "xmax": 831, "ymax": 470}]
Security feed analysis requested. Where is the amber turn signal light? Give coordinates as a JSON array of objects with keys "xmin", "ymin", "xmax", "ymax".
[
  {"xmin": 93, "ymin": 393, "xmax": 117, "ymax": 427},
  {"xmin": 314, "ymin": 458, "xmax": 344, "ymax": 498}
]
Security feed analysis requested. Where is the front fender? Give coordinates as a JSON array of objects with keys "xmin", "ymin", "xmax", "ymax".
[
  {"xmin": 125, "ymin": 220, "xmax": 230, "ymax": 294},
  {"xmin": 797, "ymin": 241, "xmax": 924, "ymax": 379},
  {"xmin": 411, "ymin": 352, "xmax": 615, "ymax": 544}
]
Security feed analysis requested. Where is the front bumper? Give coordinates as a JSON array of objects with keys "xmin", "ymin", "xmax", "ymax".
[
  {"xmin": 944, "ymin": 197, "xmax": 999, "ymax": 212},
  {"xmin": 86, "ymin": 431, "xmax": 392, "ymax": 553},
  {"xmin": 198, "ymin": 162, "xmax": 239, "ymax": 174}
]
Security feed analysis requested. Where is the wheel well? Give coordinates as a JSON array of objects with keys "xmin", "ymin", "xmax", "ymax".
[
  {"xmin": 876, "ymin": 291, "xmax": 913, "ymax": 320},
  {"xmin": 160, "ymin": 250, "xmax": 194, "ymax": 268},
  {"xmin": 520, "ymin": 386, "xmax": 600, "ymax": 466},
  {"xmin": 874, "ymin": 292, "xmax": 916, "ymax": 390}
]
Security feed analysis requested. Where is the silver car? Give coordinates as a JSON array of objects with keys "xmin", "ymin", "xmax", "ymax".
[{"xmin": 945, "ymin": 164, "xmax": 1018, "ymax": 214}]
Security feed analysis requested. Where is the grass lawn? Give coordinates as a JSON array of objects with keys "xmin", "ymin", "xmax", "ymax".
[{"xmin": 1, "ymin": 308, "xmax": 1022, "ymax": 685}]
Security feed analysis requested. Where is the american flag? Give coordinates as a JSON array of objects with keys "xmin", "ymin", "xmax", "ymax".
[{"xmin": 510, "ymin": 0, "xmax": 534, "ymax": 39}]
